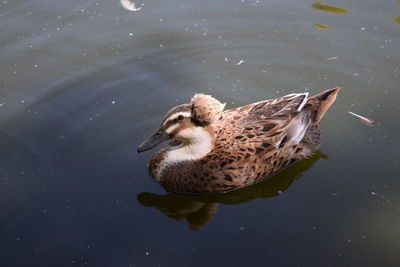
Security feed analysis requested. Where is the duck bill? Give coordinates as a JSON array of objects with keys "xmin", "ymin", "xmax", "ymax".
[{"xmin": 137, "ymin": 128, "xmax": 170, "ymax": 153}]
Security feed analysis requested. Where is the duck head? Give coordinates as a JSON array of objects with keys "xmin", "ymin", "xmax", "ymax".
[{"xmin": 137, "ymin": 94, "xmax": 225, "ymax": 158}]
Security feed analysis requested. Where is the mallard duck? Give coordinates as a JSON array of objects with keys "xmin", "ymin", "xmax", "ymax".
[{"xmin": 137, "ymin": 87, "xmax": 340, "ymax": 194}]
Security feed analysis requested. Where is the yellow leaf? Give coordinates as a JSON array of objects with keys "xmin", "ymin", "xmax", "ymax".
[{"xmin": 312, "ymin": 2, "xmax": 349, "ymax": 13}]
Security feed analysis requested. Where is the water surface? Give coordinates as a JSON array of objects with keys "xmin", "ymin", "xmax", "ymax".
[{"xmin": 1, "ymin": 0, "xmax": 400, "ymax": 266}]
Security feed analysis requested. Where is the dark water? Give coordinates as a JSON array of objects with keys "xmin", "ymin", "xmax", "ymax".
[{"xmin": 1, "ymin": 0, "xmax": 399, "ymax": 266}]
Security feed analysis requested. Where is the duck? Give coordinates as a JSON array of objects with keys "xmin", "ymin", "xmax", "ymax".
[{"xmin": 137, "ymin": 87, "xmax": 340, "ymax": 194}]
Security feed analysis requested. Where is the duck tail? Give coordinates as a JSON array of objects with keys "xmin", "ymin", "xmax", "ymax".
[{"xmin": 307, "ymin": 87, "xmax": 340, "ymax": 124}]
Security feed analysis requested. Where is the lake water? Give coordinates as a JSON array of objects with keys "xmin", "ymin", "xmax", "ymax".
[{"xmin": 1, "ymin": 0, "xmax": 399, "ymax": 266}]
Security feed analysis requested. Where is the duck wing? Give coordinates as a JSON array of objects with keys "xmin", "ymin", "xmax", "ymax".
[
  {"xmin": 235, "ymin": 87, "xmax": 341, "ymax": 153},
  {"xmin": 233, "ymin": 93, "xmax": 311, "ymax": 147}
]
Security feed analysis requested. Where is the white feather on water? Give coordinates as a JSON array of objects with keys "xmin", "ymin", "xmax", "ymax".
[
  {"xmin": 348, "ymin": 111, "xmax": 375, "ymax": 126},
  {"xmin": 120, "ymin": 0, "xmax": 143, "ymax": 12}
]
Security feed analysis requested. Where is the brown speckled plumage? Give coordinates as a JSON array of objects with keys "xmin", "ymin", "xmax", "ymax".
[{"xmin": 139, "ymin": 87, "xmax": 340, "ymax": 194}]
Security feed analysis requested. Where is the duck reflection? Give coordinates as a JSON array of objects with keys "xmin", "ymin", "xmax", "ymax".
[{"xmin": 138, "ymin": 150, "xmax": 327, "ymax": 230}]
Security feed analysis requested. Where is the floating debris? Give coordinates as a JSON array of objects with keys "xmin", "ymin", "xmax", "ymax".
[
  {"xmin": 394, "ymin": 16, "xmax": 400, "ymax": 25},
  {"xmin": 120, "ymin": 0, "xmax": 143, "ymax": 12},
  {"xmin": 348, "ymin": 111, "xmax": 374, "ymax": 126},
  {"xmin": 236, "ymin": 60, "xmax": 244, "ymax": 66},
  {"xmin": 325, "ymin": 56, "xmax": 339, "ymax": 61},
  {"xmin": 312, "ymin": 1, "xmax": 349, "ymax": 13},
  {"xmin": 314, "ymin": 23, "xmax": 329, "ymax": 30}
]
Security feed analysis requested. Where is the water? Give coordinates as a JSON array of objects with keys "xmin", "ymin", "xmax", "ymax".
[{"xmin": 1, "ymin": 0, "xmax": 399, "ymax": 266}]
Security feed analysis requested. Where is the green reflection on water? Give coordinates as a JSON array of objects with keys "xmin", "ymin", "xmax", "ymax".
[
  {"xmin": 314, "ymin": 23, "xmax": 329, "ymax": 30},
  {"xmin": 138, "ymin": 151, "xmax": 327, "ymax": 230},
  {"xmin": 312, "ymin": 1, "xmax": 349, "ymax": 13},
  {"xmin": 394, "ymin": 16, "xmax": 400, "ymax": 24}
]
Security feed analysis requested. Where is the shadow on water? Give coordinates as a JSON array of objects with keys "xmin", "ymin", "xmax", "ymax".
[{"xmin": 138, "ymin": 150, "xmax": 327, "ymax": 230}]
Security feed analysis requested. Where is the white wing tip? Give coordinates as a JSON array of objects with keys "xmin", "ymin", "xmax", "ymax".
[{"xmin": 297, "ymin": 92, "xmax": 309, "ymax": 111}]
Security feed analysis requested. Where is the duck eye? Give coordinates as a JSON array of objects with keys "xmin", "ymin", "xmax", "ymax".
[{"xmin": 177, "ymin": 115, "xmax": 184, "ymax": 120}]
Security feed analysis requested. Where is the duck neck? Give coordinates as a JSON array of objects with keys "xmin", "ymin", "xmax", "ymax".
[
  {"xmin": 154, "ymin": 126, "xmax": 214, "ymax": 179},
  {"xmin": 168, "ymin": 126, "xmax": 214, "ymax": 161}
]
